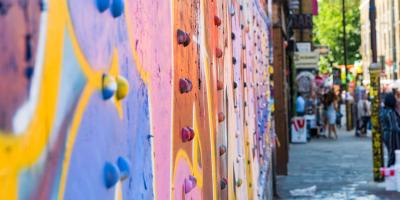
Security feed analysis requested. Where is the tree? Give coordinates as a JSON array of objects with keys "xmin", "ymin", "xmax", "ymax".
[{"xmin": 313, "ymin": 0, "xmax": 361, "ymax": 66}]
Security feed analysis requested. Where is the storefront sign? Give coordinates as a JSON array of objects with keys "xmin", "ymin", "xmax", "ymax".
[
  {"xmin": 294, "ymin": 52, "xmax": 319, "ymax": 69},
  {"xmin": 291, "ymin": 117, "xmax": 307, "ymax": 143},
  {"xmin": 297, "ymin": 42, "xmax": 312, "ymax": 52},
  {"xmin": 370, "ymin": 65, "xmax": 384, "ymax": 182},
  {"xmin": 290, "ymin": 14, "xmax": 313, "ymax": 29}
]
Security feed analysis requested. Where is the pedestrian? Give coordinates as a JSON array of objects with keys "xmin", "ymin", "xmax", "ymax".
[
  {"xmin": 380, "ymin": 93, "xmax": 400, "ymax": 167},
  {"xmin": 326, "ymin": 91, "xmax": 338, "ymax": 139},
  {"xmin": 357, "ymin": 94, "xmax": 371, "ymax": 136},
  {"xmin": 296, "ymin": 94, "xmax": 306, "ymax": 116}
]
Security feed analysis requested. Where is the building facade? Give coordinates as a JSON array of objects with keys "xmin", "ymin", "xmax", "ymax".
[{"xmin": 360, "ymin": 0, "xmax": 400, "ymax": 81}]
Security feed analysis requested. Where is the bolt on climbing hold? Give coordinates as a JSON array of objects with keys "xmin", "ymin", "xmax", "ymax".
[
  {"xmin": 236, "ymin": 179, "xmax": 243, "ymax": 187},
  {"xmin": 184, "ymin": 175, "xmax": 197, "ymax": 193},
  {"xmin": 117, "ymin": 156, "xmax": 131, "ymax": 181},
  {"xmin": 214, "ymin": 16, "xmax": 222, "ymax": 26},
  {"xmin": 233, "ymin": 82, "xmax": 238, "ymax": 89},
  {"xmin": 110, "ymin": 0, "xmax": 124, "ymax": 18},
  {"xmin": 177, "ymin": 29, "xmax": 191, "ymax": 47},
  {"xmin": 218, "ymin": 112, "xmax": 225, "ymax": 123},
  {"xmin": 104, "ymin": 162, "xmax": 120, "ymax": 188},
  {"xmin": 232, "ymin": 57, "xmax": 237, "ymax": 65},
  {"xmin": 96, "ymin": 0, "xmax": 110, "ymax": 13},
  {"xmin": 230, "ymin": 4, "xmax": 235, "ymax": 16},
  {"xmin": 219, "ymin": 145, "xmax": 227, "ymax": 156},
  {"xmin": 181, "ymin": 127, "xmax": 195, "ymax": 142},
  {"xmin": 217, "ymin": 81, "xmax": 224, "ymax": 91},
  {"xmin": 116, "ymin": 75, "xmax": 129, "ymax": 100},
  {"xmin": 220, "ymin": 178, "xmax": 228, "ymax": 190},
  {"xmin": 102, "ymin": 74, "xmax": 117, "ymax": 100},
  {"xmin": 231, "ymin": 33, "xmax": 235, "ymax": 40},
  {"xmin": 179, "ymin": 78, "xmax": 193, "ymax": 94},
  {"xmin": 216, "ymin": 48, "xmax": 223, "ymax": 58}
]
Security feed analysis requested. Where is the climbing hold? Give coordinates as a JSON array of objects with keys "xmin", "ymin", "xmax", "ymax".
[
  {"xmin": 117, "ymin": 156, "xmax": 131, "ymax": 181},
  {"xmin": 104, "ymin": 162, "xmax": 120, "ymax": 188},
  {"xmin": 217, "ymin": 81, "xmax": 224, "ymax": 91},
  {"xmin": 218, "ymin": 112, "xmax": 225, "ymax": 123},
  {"xmin": 184, "ymin": 175, "xmax": 197, "ymax": 193},
  {"xmin": 219, "ymin": 145, "xmax": 227, "ymax": 156},
  {"xmin": 116, "ymin": 75, "xmax": 129, "ymax": 100},
  {"xmin": 243, "ymin": 63, "xmax": 247, "ymax": 69},
  {"xmin": 230, "ymin": 4, "xmax": 235, "ymax": 16},
  {"xmin": 242, "ymin": 44, "xmax": 246, "ymax": 49},
  {"xmin": 214, "ymin": 16, "xmax": 222, "ymax": 26},
  {"xmin": 216, "ymin": 48, "xmax": 223, "ymax": 58},
  {"xmin": 236, "ymin": 179, "xmax": 243, "ymax": 187},
  {"xmin": 102, "ymin": 74, "xmax": 117, "ymax": 100},
  {"xmin": 232, "ymin": 57, "xmax": 236, "ymax": 65},
  {"xmin": 110, "ymin": 0, "xmax": 124, "ymax": 18},
  {"xmin": 220, "ymin": 178, "xmax": 228, "ymax": 190},
  {"xmin": 25, "ymin": 66, "xmax": 34, "ymax": 79},
  {"xmin": 96, "ymin": 0, "xmax": 110, "ymax": 13},
  {"xmin": 177, "ymin": 29, "xmax": 191, "ymax": 47},
  {"xmin": 240, "ymin": 4, "xmax": 243, "ymax": 10},
  {"xmin": 179, "ymin": 78, "xmax": 193, "ymax": 94},
  {"xmin": 181, "ymin": 127, "xmax": 195, "ymax": 142},
  {"xmin": 243, "ymin": 82, "xmax": 247, "ymax": 88},
  {"xmin": 231, "ymin": 33, "xmax": 235, "ymax": 40},
  {"xmin": 233, "ymin": 82, "xmax": 238, "ymax": 89}
]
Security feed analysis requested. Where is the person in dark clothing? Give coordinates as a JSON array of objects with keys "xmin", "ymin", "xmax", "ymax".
[{"xmin": 380, "ymin": 93, "xmax": 400, "ymax": 167}]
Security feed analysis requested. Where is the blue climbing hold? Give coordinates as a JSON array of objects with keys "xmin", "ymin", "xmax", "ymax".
[
  {"xmin": 104, "ymin": 162, "xmax": 120, "ymax": 188},
  {"xmin": 96, "ymin": 0, "xmax": 110, "ymax": 13},
  {"xmin": 117, "ymin": 156, "xmax": 131, "ymax": 181},
  {"xmin": 110, "ymin": 0, "xmax": 124, "ymax": 18}
]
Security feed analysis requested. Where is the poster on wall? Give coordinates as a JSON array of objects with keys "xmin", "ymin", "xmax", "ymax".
[{"xmin": 291, "ymin": 117, "xmax": 307, "ymax": 143}]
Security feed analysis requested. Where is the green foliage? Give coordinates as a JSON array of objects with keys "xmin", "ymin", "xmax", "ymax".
[{"xmin": 313, "ymin": 0, "xmax": 361, "ymax": 66}]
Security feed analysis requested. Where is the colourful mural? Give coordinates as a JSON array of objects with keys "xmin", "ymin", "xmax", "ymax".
[{"xmin": 0, "ymin": 0, "xmax": 275, "ymax": 199}]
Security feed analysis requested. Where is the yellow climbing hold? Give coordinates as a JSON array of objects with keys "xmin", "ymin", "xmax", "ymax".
[{"xmin": 116, "ymin": 75, "xmax": 129, "ymax": 100}]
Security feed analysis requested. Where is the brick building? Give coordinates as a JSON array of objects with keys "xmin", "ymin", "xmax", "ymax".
[{"xmin": 360, "ymin": 0, "xmax": 400, "ymax": 80}]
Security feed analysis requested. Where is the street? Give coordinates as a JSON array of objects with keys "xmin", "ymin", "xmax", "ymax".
[{"xmin": 276, "ymin": 128, "xmax": 400, "ymax": 199}]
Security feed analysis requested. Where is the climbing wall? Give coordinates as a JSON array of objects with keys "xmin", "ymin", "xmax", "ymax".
[{"xmin": 0, "ymin": 0, "xmax": 275, "ymax": 199}]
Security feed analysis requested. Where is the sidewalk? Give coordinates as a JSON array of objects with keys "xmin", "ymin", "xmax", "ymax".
[{"xmin": 276, "ymin": 127, "xmax": 400, "ymax": 199}]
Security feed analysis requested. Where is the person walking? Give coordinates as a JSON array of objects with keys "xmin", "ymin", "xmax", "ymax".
[
  {"xmin": 380, "ymin": 93, "xmax": 400, "ymax": 167},
  {"xmin": 357, "ymin": 94, "xmax": 371, "ymax": 136},
  {"xmin": 326, "ymin": 91, "xmax": 338, "ymax": 140}
]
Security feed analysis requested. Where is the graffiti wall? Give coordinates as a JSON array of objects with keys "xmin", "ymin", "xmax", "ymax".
[{"xmin": 0, "ymin": 0, "xmax": 274, "ymax": 199}]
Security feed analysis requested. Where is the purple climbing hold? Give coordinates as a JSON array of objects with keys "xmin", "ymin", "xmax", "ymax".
[
  {"xmin": 184, "ymin": 175, "xmax": 197, "ymax": 193},
  {"xmin": 110, "ymin": 0, "xmax": 124, "ymax": 18},
  {"xmin": 104, "ymin": 162, "xmax": 120, "ymax": 188},
  {"xmin": 117, "ymin": 156, "xmax": 131, "ymax": 181},
  {"xmin": 96, "ymin": 0, "xmax": 110, "ymax": 13}
]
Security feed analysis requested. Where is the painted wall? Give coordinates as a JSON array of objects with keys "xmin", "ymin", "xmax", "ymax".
[{"xmin": 0, "ymin": 0, "xmax": 275, "ymax": 199}]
